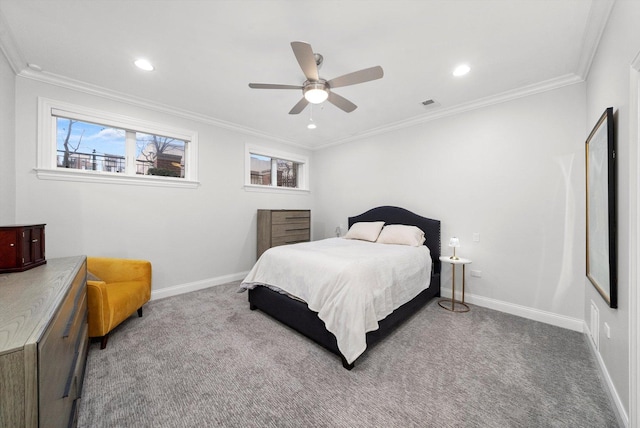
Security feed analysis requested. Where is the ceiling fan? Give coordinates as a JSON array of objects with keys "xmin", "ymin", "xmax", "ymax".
[{"xmin": 248, "ymin": 41, "xmax": 384, "ymax": 114}]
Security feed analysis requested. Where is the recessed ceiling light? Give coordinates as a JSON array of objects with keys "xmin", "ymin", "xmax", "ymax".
[
  {"xmin": 134, "ymin": 58, "xmax": 154, "ymax": 71},
  {"xmin": 453, "ymin": 64, "xmax": 470, "ymax": 77}
]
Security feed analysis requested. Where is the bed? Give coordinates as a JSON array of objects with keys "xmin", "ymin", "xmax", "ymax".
[{"xmin": 241, "ymin": 206, "xmax": 441, "ymax": 369}]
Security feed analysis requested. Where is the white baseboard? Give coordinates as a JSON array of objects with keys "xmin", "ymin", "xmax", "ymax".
[
  {"xmin": 441, "ymin": 289, "xmax": 584, "ymax": 332},
  {"xmin": 150, "ymin": 271, "xmax": 249, "ymax": 301},
  {"xmin": 584, "ymin": 322, "xmax": 629, "ymax": 427}
]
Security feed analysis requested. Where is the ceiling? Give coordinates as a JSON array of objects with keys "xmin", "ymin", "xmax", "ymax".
[{"xmin": 0, "ymin": 0, "xmax": 611, "ymax": 150}]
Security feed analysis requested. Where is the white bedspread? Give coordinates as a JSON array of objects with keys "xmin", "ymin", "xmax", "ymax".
[{"xmin": 240, "ymin": 238, "xmax": 432, "ymax": 364}]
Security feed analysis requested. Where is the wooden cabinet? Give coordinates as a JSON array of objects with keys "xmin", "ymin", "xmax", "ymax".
[
  {"xmin": 0, "ymin": 256, "xmax": 88, "ymax": 428},
  {"xmin": 257, "ymin": 210, "xmax": 310, "ymax": 259},
  {"xmin": 0, "ymin": 224, "xmax": 46, "ymax": 273}
]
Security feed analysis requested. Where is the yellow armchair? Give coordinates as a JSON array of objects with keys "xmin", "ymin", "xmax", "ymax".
[{"xmin": 86, "ymin": 257, "xmax": 152, "ymax": 349}]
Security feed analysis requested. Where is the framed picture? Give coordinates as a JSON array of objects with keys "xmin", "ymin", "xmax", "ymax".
[{"xmin": 585, "ymin": 107, "xmax": 617, "ymax": 308}]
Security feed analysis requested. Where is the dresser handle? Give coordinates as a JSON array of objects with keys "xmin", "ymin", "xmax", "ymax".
[
  {"xmin": 32, "ymin": 239, "xmax": 38, "ymax": 243},
  {"xmin": 9, "ymin": 243, "xmax": 14, "ymax": 247},
  {"xmin": 63, "ymin": 331, "xmax": 85, "ymax": 398},
  {"xmin": 63, "ymin": 354, "xmax": 79, "ymax": 398},
  {"xmin": 63, "ymin": 288, "xmax": 85, "ymax": 338}
]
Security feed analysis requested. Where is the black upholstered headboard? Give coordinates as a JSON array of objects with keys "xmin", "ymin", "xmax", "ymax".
[{"xmin": 348, "ymin": 206, "xmax": 441, "ymax": 274}]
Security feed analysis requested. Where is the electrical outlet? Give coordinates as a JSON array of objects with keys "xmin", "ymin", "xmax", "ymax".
[
  {"xmin": 604, "ymin": 322, "xmax": 611, "ymax": 339},
  {"xmin": 470, "ymin": 270, "xmax": 482, "ymax": 278},
  {"xmin": 473, "ymin": 233, "xmax": 480, "ymax": 242}
]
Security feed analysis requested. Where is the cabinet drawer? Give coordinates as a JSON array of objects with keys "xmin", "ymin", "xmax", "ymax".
[
  {"xmin": 271, "ymin": 223, "xmax": 310, "ymax": 238},
  {"xmin": 272, "ymin": 232, "xmax": 310, "ymax": 247},
  {"xmin": 39, "ymin": 295, "xmax": 87, "ymax": 428},
  {"xmin": 38, "ymin": 263, "xmax": 87, "ymax": 428},
  {"xmin": 271, "ymin": 211, "xmax": 310, "ymax": 224}
]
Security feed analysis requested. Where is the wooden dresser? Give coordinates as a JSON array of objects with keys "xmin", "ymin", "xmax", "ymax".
[
  {"xmin": 0, "ymin": 256, "xmax": 88, "ymax": 428},
  {"xmin": 257, "ymin": 210, "xmax": 310, "ymax": 259},
  {"xmin": 0, "ymin": 224, "xmax": 46, "ymax": 273}
]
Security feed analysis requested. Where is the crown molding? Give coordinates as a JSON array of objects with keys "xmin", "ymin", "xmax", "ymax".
[
  {"xmin": 315, "ymin": 73, "xmax": 584, "ymax": 150},
  {"xmin": 13, "ymin": 66, "xmax": 588, "ymax": 153},
  {"xmin": 575, "ymin": 0, "xmax": 616, "ymax": 80},
  {"xmin": 17, "ymin": 68, "xmax": 306, "ymax": 149}
]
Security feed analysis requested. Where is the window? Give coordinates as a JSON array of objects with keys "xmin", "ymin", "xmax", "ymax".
[
  {"xmin": 37, "ymin": 98, "xmax": 198, "ymax": 187},
  {"xmin": 56, "ymin": 119, "xmax": 126, "ymax": 172},
  {"xmin": 245, "ymin": 145, "xmax": 308, "ymax": 192}
]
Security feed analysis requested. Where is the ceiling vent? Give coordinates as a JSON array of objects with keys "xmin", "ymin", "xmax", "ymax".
[{"xmin": 421, "ymin": 99, "xmax": 440, "ymax": 109}]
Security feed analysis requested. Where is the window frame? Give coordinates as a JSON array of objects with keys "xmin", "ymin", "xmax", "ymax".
[
  {"xmin": 244, "ymin": 144, "xmax": 309, "ymax": 193},
  {"xmin": 36, "ymin": 97, "xmax": 199, "ymax": 188}
]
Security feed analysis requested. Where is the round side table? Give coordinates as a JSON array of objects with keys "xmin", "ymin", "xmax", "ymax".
[{"xmin": 438, "ymin": 256, "xmax": 472, "ymax": 313}]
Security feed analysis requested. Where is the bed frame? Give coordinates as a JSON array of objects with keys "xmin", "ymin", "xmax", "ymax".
[{"xmin": 248, "ymin": 206, "xmax": 441, "ymax": 369}]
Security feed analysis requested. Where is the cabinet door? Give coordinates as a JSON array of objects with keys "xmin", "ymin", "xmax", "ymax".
[
  {"xmin": 21, "ymin": 229, "xmax": 33, "ymax": 266},
  {"xmin": 30, "ymin": 227, "xmax": 45, "ymax": 263},
  {"xmin": 0, "ymin": 230, "xmax": 19, "ymax": 269}
]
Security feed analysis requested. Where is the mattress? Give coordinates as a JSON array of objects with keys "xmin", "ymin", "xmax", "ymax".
[{"xmin": 241, "ymin": 237, "xmax": 432, "ymax": 363}]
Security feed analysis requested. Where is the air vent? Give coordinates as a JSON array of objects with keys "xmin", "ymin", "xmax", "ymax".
[{"xmin": 421, "ymin": 99, "xmax": 440, "ymax": 109}]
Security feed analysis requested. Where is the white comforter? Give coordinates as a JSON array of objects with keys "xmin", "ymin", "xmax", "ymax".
[{"xmin": 241, "ymin": 237, "xmax": 432, "ymax": 364}]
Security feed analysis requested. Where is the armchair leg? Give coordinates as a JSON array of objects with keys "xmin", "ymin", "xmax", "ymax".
[
  {"xmin": 100, "ymin": 334, "xmax": 109, "ymax": 350},
  {"xmin": 137, "ymin": 307, "xmax": 143, "ymax": 317}
]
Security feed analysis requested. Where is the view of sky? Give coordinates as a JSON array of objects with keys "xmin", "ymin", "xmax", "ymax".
[{"xmin": 56, "ymin": 118, "xmax": 126, "ymax": 157}]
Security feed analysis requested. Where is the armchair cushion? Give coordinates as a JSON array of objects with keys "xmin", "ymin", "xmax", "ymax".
[{"xmin": 86, "ymin": 257, "xmax": 152, "ymax": 340}]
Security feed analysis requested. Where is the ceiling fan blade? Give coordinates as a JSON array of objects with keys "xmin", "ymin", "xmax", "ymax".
[
  {"xmin": 249, "ymin": 83, "xmax": 303, "ymax": 90},
  {"xmin": 327, "ymin": 91, "xmax": 357, "ymax": 113},
  {"xmin": 291, "ymin": 41, "xmax": 319, "ymax": 81},
  {"xmin": 289, "ymin": 98, "xmax": 309, "ymax": 114},
  {"xmin": 327, "ymin": 66, "xmax": 384, "ymax": 89}
]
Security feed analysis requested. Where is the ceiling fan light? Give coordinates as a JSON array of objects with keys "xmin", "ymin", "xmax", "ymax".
[{"xmin": 304, "ymin": 83, "xmax": 329, "ymax": 104}]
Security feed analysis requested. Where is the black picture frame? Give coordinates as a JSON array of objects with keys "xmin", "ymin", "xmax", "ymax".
[{"xmin": 585, "ymin": 107, "xmax": 617, "ymax": 308}]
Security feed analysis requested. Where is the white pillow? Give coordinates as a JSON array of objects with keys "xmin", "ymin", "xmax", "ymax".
[
  {"xmin": 376, "ymin": 224, "xmax": 426, "ymax": 246},
  {"xmin": 344, "ymin": 221, "xmax": 385, "ymax": 242}
]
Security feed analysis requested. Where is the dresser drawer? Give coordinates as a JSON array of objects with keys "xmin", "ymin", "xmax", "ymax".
[
  {"xmin": 272, "ymin": 232, "xmax": 310, "ymax": 247},
  {"xmin": 271, "ymin": 211, "xmax": 310, "ymax": 224},
  {"xmin": 271, "ymin": 222, "xmax": 310, "ymax": 238},
  {"xmin": 38, "ymin": 262, "xmax": 87, "ymax": 428}
]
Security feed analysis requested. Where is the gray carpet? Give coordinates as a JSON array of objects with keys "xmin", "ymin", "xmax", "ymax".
[{"xmin": 78, "ymin": 282, "xmax": 620, "ymax": 427}]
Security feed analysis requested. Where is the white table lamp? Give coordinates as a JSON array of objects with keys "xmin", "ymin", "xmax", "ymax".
[{"xmin": 449, "ymin": 237, "xmax": 460, "ymax": 260}]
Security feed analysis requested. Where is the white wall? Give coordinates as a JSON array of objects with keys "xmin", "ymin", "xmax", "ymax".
[
  {"xmin": 312, "ymin": 83, "xmax": 587, "ymax": 324},
  {"xmin": 13, "ymin": 77, "xmax": 312, "ymax": 294},
  {"xmin": 584, "ymin": 0, "xmax": 640, "ymax": 421},
  {"xmin": 0, "ymin": 49, "xmax": 16, "ymax": 224}
]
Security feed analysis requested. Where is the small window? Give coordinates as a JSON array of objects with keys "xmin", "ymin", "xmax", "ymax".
[
  {"xmin": 56, "ymin": 118, "xmax": 126, "ymax": 172},
  {"xmin": 38, "ymin": 98, "xmax": 198, "ymax": 188},
  {"xmin": 245, "ymin": 145, "xmax": 308, "ymax": 192},
  {"xmin": 136, "ymin": 132, "xmax": 186, "ymax": 178}
]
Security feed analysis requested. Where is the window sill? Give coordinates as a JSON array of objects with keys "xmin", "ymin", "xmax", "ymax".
[
  {"xmin": 35, "ymin": 168, "xmax": 200, "ymax": 189},
  {"xmin": 243, "ymin": 184, "xmax": 310, "ymax": 194}
]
